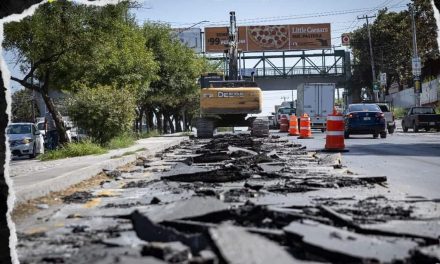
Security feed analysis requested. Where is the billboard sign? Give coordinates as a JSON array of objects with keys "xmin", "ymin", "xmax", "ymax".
[
  {"xmin": 204, "ymin": 27, "xmax": 247, "ymax": 52},
  {"xmin": 205, "ymin": 23, "xmax": 331, "ymax": 53},
  {"xmin": 174, "ymin": 28, "xmax": 202, "ymax": 53}
]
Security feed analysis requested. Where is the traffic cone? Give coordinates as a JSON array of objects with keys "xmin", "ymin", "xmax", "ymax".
[
  {"xmin": 324, "ymin": 108, "xmax": 348, "ymax": 152},
  {"xmin": 288, "ymin": 114, "xmax": 299, "ymax": 136},
  {"xmin": 279, "ymin": 116, "xmax": 289, "ymax": 132},
  {"xmin": 298, "ymin": 113, "xmax": 313, "ymax": 139}
]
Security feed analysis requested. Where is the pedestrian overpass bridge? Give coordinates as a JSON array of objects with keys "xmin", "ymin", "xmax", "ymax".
[{"xmin": 208, "ymin": 49, "xmax": 351, "ymax": 91}]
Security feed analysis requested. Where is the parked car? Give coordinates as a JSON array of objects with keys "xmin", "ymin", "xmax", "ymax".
[
  {"xmin": 344, "ymin": 103, "xmax": 386, "ymax": 139},
  {"xmin": 376, "ymin": 103, "xmax": 396, "ymax": 134},
  {"xmin": 402, "ymin": 107, "xmax": 440, "ymax": 132},
  {"xmin": 7, "ymin": 123, "xmax": 44, "ymax": 158}
]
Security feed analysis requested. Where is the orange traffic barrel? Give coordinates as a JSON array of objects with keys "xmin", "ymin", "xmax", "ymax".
[
  {"xmin": 288, "ymin": 114, "xmax": 299, "ymax": 136},
  {"xmin": 279, "ymin": 116, "xmax": 289, "ymax": 132},
  {"xmin": 325, "ymin": 108, "xmax": 346, "ymax": 151},
  {"xmin": 298, "ymin": 113, "xmax": 313, "ymax": 139}
]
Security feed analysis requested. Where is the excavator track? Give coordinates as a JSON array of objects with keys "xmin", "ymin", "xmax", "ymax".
[{"xmin": 196, "ymin": 118, "xmax": 215, "ymax": 138}]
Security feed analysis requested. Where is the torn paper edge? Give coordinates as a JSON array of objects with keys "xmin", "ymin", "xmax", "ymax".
[{"xmin": 0, "ymin": 1, "xmax": 127, "ymax": 263}]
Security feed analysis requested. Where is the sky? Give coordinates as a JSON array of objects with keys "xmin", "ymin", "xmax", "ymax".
[
  {"xmin": 130, "ymin": 0, "xmax": 412, "ymax": 115},
  {"xmin": 3, "ymin": 0, "xmax": 413, "ymax": 116}
]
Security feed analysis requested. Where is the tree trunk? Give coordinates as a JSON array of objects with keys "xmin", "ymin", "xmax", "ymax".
[
  {"xmin": 164, "ymin": 113, "xmax": 174, "ymax": 134},
  {"xmin": 156, "ymin": 110, "xmax": 163, "ymax": 133},
  {"xmin": 175, "ymin": 113, "xmax": 182, "ymax": 132},
  {"xmin": 40, "ymin": 90, "xmax": 69, "ymax": 145},
  {"xmin": 146, "ymin": 110, "xmax": 155, "ymax": 132}
]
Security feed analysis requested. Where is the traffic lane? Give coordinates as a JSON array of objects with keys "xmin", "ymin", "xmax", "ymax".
[{"xmin": 283, "ymin": 130, "xmax": 440, "ymax": 199}]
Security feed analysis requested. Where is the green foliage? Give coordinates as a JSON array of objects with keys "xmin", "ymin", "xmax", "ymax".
[
  {"xmin": 67, "ymin": 85, "xmax": 136, "ymax": 145},
  {"xmin": 349, "ymin": 3, "xmax": 439, "ymax": 98},
  {"xmin": 11, "ymin": 89, "xmax": 39, "ymax": 122},
  {"xmin": 393, "ymin": 107, "xmax": 407, "ymax": 119},
  {"xmin": 105, "ymin": 133, "xmax": 136, "ymax": 149},
  {"xmin": 38, "ymin": 140, "xmax": 106, "ymax": 161}
]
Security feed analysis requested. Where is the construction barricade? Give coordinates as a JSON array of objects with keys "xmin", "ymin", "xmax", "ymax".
[
  {"xmin": 288, "ymin": 114, "xmax": 299, "ymax": 136},
  {"xmin": 298, "ymin": 113, "xmax": 313, "ymax": 139},
  {"xmin": 279, "ymin": 116, "xmax": 289, "ymax": 132},
  {"xmin": 324, "ymin": 108, "xmax": 348, "ymax": 152}
]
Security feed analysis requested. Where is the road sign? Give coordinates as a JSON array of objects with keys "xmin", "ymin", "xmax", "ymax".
[
  {"xmin": 412, "ymin": 56, "xmax": 421, "ymax": 76},
  {"xmin": 341, "ymin": 33, "xmax": 350, "ymax": 46},
  {"xmin": 373, "ymin": 83, "xmax": 380, "ymax": 91},
  {"xmin": 379, "ymin": 72, "xmax": 387, "ymax": 85}
]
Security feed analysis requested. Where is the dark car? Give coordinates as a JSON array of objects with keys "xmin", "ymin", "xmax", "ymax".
[
  {"xmin": 344, "ymin": 103, "xmax": 386, "ymax": 139},
  {"xmin": 402, "ymin": 107, "xmax": 440, "ymax": 132}
]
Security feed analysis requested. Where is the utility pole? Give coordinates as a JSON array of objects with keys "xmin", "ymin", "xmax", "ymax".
[
  {"xmin": 358, "ymin": 14, "xmax": 378, "ymax": 102},
  {"xmin": 228, "ymin": 11, "xmax": 239, "ymax": 80},
  {"xmin": 281, "ymin": 96, "xmax": 289, "ymax": 102},
  {"xmin": 409, "ymin": 3, "xmax": 421, "ymax": 106}
]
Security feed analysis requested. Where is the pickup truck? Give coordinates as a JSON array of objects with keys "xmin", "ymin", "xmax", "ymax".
[
  {"xmin": 377, "ymin": 103, "xmax": 396, "ymax": 134},
  {"xmin": 402, "ymin": 107, "xmax": 440, "ymax": 132}
]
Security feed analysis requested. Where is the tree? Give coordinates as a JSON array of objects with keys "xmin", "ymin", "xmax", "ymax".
[
  {"xmin": 349, "ymin": 1, "xmax": 439, "ymax": 101},
  {"xmin": 140, "ymin": 23, "xmax": 206, "ymax": 133},
  {"xmin": 3, "ymin": 1, "xmax": 157, "ymax": 144},
  {"xmin": 11, "ymin": 89, "xmax": 39, "ymax": 122},
  {"xmin": 67, "ymin": 85, "xmax": 136, "ymax": 145}
]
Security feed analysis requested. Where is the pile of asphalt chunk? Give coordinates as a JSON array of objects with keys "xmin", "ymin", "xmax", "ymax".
[{"xmin": 16, "ymin": 134, "xmax": 440, "ymax": 264}]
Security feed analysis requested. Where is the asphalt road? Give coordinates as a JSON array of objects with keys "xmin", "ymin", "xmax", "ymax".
[{"xmin": 284, "ymin": 128, "xmax": 440, "ymax": 199}]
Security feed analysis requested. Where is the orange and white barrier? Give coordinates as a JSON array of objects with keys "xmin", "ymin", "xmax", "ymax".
[
  {"xmin": 298, "ymin": 113, "xmax": 313, "ymax": 139},
  {"xmin": 288, "ymin": 114, "xmax": 299, "ymax": 136},
  {"xmin": 325, "ymin": 108, "xmax": 345, "ymax": 151},
  {"xmin": 279, "ymin": 116, "xmax": 289, "ymax": 132}
]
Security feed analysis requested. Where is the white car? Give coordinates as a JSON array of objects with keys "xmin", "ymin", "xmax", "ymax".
[{"xmin": 7, "ymin": 123, "xmax": 44, "ymax": 158}]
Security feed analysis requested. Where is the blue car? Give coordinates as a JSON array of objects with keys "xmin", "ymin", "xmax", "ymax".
[{"xmin": 344, "ymin": 103, "xmax": 386, "ymax": 139}]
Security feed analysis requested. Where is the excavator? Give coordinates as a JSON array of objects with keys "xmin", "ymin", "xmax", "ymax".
[{"xmin": 195, "ymin": 12, "xmax": 263, "ymax": 138}]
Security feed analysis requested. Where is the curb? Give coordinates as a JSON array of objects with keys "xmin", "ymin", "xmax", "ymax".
[{"xmin": 14, "ymin": 136, "xmax": 186, "ymax": 204}]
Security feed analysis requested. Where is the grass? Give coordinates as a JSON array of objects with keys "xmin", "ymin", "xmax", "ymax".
[
  {"xmin": 38, "ymin": 140, "xmax": 107, "ymax": 161},
  {"xmin": 105, "ymin": 134, "xmax": 136, "ymax": 150},
  {"xmin": 38, "ymin": 130, "xmax": 160, "ymax": 161},
  {"xmin": 139, "ymin": 130, "xmax": 160, "ymax": 139}
]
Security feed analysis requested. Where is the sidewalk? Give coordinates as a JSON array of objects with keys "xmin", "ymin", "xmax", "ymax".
[{"xmin": 10, "ymin": 135, "xmax": 187, "ymax": 203}]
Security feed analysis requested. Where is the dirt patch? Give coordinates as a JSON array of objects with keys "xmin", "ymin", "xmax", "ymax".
[{"xmin": 12, "ymin": 172, "xmax": 111, "ymax": 223}]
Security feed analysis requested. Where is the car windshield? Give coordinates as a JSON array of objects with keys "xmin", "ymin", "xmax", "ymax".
[
  {"xmin": 377, "ymin": 105, "xmax": 389, "ymax": 112},
  {"xmin": 412, "ymin": 107, "xmax": 435, "ymax": 114},
  {"xmin": 349, "ymin": 104, "xmax": 380, "ymax": 112},
  {"xmin": 7, "ymin": 124, "xmax": 31, "ymax": 134},
  {"xmin": 278, "ymin": 108, "xmax": 295, "ymax": 114},
  {"xmin": 37, "ymin": 122, "xmax": 45, "ymax": 130}
]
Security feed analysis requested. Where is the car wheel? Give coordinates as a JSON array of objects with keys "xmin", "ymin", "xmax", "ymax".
[
  {"xmin": 413, "ymin": 122, "xmax": 419, "ymax": 133},
  {"xmin": 29, "ymin": 144, "xmax": 36, "ymax": 159},
  {"xmin": 321, "ymin": 128, "xmax": 326, "ymax": 133},
  {"xmin": 380, "ymin": 132, "xmax": 387, "ymax": 138},
  {"xmin": 402, "ymin": 122, "xmax": 408, "ymax": 133},
  {"xmin": 344, "ymin": 131, "xmax": 349, "ymax": 139},
  {"xmin": 373, "ymin": 133, "xmax": 379, "ymax": 139}
]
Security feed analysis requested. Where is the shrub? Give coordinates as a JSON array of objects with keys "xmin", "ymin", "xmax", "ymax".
[
  {"xmin": 38, "ymin": 140, "xmax": 107, "ymax": 161},
  {"xmin": 68, "ymin": 85, "xmax": 136, "ymax": 145},
  {"xmin": 393, "ymin": 107, "xmax": 407, "ymax": 119}
]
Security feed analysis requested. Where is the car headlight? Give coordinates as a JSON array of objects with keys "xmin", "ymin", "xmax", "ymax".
[{"xmin": 22, "ymin": 138, "xmax": 33, "ymax": 144}]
